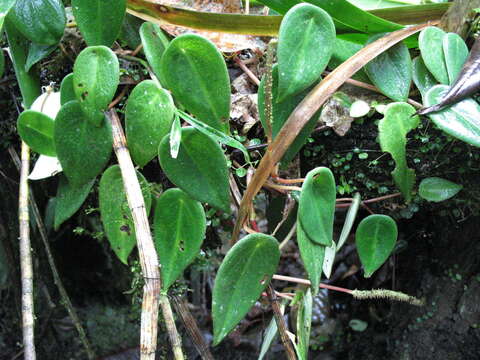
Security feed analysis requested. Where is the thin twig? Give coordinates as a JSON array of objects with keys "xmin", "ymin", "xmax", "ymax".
[{"xmin": 234, "ymin": 56, "xmax": 260, "ymax": 86}]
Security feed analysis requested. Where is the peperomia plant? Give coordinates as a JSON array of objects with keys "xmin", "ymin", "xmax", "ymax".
[{"xmin": 5, "ymin": 0, "xmax": 477, "ymax": 359}]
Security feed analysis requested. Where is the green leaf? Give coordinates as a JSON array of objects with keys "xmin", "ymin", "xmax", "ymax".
[
  {"xmin": 419, "ymin": 26, "xmax": 449, "ymax": 85},
  {"xmin": 277, "ymin": 3, "xmax": 335, "ymax": 101},
  {"xmin": 119, "ymin": 13, "xmax": 143, "ymax": 50},
  {"xmin": 54, "ymin": 100, "xmax": 112, "ymax": 187},
  {"xmin": 419, "ymin": 177, "xmax": 462, "ymax": 203},
  {"xmin": 158, "ymin": 127, "xmax": 231, "ymax": 213},
  {"xmin": 139, "ymin": 22, "xmax": 170, "ymax": 82},
  {"xmin": 212, "ymin": 233, "xmax": 280, "ymax": 345},
  {"xmin": 99, "ymin": 165, "xmax": 151, "ymax": 265},
  {"xmin": 54, "ymin": 175, "xmax": 94, "ymax": 230},
  {"xmin": 329, "ymin": 34, "xmax": 370, "ymax": 83},
  {"xmin": 60, "ymin": 73, "xmax": 75, "ymax": 105},
  {"xmin": 424, "ymin": 85, "xmax": 480, "ymax": 148},
  {"xmin": 126, "ymin": 80, "xmax": 175, "ymax": 167},
  {"xmin": 258, "ymin": 302, "xmax": 285, "ymax": 360},
  {"xmin": 412, "ymin": 56, "xmax": 437, "ymax": 98},
  {"xmin": 72, "ymin": 0, "xmax": 127, "ymax": 47},
  {"xmin": 17, "ymin": 110, "xmax": 56, "ymax": 156},
  {"xmin": 0, "ymin": 0, "xmax": 16, "ymax": 33},
  {"xmin": 443, "ymin": 33, "xmax": 468, "ymax": 85},
  {"xmin": 258, "ymin": 65, "xmax": 319, "ymax": 166},
  {"xmin": 378, "ymin": 102, "xmax": 419, "ymax": 201},
  {"xmin": 9, "ymin": 0, "xmax": 66, "ymax": 45},
  {"xmin": 296, "ymin": 289, "xmax": 312, "ymax": 360},
  {"xmin": 73, "ymin": 46, "xmax": 120, "ymax": 126},
  {"xmin": 160, "ymin": 34, "xmax": 230, "ymax": 133},
  {"xmin": 298, "ymin": 167, "xmax": 336, "ymax": 246},
  {"xmin": 25, "ymin": 43, "xmax": 57, "ymax": 72},
  {"xmin": 297, "ymin": 221, "xmax": 325, "ymax": 295},
  {"xmin": 154, "ymin": 188, "xmax": 206, "ymax": 291},
  {"xmin": 355, "ymin": 214, "xmax": 397, "ymax": 278},
  {"xmin": 364, "ymin": 33, "xmax": 412, "ymax": 102}
]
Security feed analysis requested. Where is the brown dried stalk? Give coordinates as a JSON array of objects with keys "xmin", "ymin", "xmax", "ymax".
[
  {"xmin": 107, "ymin": 110, "xmax": 184, "ymax": 360},
  {"xmin": 231, "ymin": 22, "xmax": 433, "ymax": 245}
]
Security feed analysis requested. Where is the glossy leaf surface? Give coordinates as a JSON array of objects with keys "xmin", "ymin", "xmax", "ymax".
[
  {"xmin": 356, "ymin": 214, "xmax": 397, "ymax": 278},
  {"xmin": 99, "ymin": 165, "xmax": 151, "ymax": 265},
  {"xmin": 17, "ymin": 110, "xmax": 56, "ymax": 156},
  {"xmin": 158, "ymin": 127, "xmax": 230, "ymax": 213},
  {"xmin": 54, "ymin": 101, "xmax": 112, "ymax": 187},
  {"xmin": 0, "ymin": 0, "xmax": 16, "ymax": 33},
  {"xmin": 277, "ymin": 3, "xmax": 335, "ymax": 101},
  {"xmin": 126, "ymin": 80, "xmax": 175, "ymax": 167},
  {"xmin": 443, "ymin": 33, "xmax": 468, "ymax": 84},
  {"xmin": 54, "ymin": 175, "xmax": 94, "ymax": 230},
  {"xmin": 154, "ymin": 188, "xmax": 206, "ymax": 291},
  {"xmin": 298, "ymin": 167, "xmax": 336, "ymax": 246},
  {"xmin": 212, "ymin": 233, "xmax": 280, "ymax": 345},
  {"xmin": 139, "ymin": 22, "xmax": 169, "ymax": 82},
  {"xmin": 72, "ymin": 0, "xmax": 127, "ymax": 47},
  {"xmin": 25, "ymin": 43, "xmax": 57, "ymax": 72},
  {"xmin": 364, "ymin": 33, "xmax": 412, "ymax": 102},
  {"xmin": 297, "ymin": 222, "xmax": 325, "ymax": 295},
  {"xmin": 160, "ymin": 34, "xmax": 230, "ymax": 133},
  {"xmin": 60, "ymin": 73, "xmax": 75, "ymax": 105},
  {"xmin": 73, "ymin": 46, "xmax": 119, "ymax": 126},
  {"xmin": 10, "ymin": 0, "xmax": 66, "ymax": 45},
  {"xmin": 412, "ymin": 56, "xmax": 437, "ymax": 98},
  {"xmin": 419, "ymin": 26, "xmax": 448, "ymax": 84},
  {"xmin": 419, "ymin": 177, "xmax": 462, "ymax": 203},
  {"xmin": 378, "ymin": 102, "xmax": 419, "ymax": 201},
  {"xmin": 424, "ymin": 85, "xmax": 480, "ymax": 148}
]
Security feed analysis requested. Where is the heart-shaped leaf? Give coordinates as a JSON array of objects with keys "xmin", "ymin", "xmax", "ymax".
[
  {"xmin": 154, "ymin": 188, "xmax": 206, "ymax": 291},
  {"xmin": 277, "ymin": 3, "xmax": 335, "ymax": 101},
  {"xmin": 258, "ymin": 65, "xmax": 320, "ymax": 166},
  {"xmin": 99, "ymin": 165, "xmax": 151, "ymax": 264},
  {"xmin": 54, "ymin": 175, "xmax": 94, "ymax": 230},
  {"xmin": 297, "ymin": 221, "xmax": 325, "ymax": 295},
  {"xmin": 212, "ymin": 233, "xmax": 280, "ymax": 345},
  {"xmin": 17, "ymin": 110, "xmax": 56, "ymax": 156},
  {"xmin": 158, "ymin": 127, "xmax": 230, "ymax": 213},
  {"xmin": 73, "ymin": 46, "xmax": 120, "ymax": 126},
  {"xmin": 419, "ymin": 177, "xmax": 462, "ymax": 203},
  {"xmin": 424, "ymin": 85, "xmax": 480, "ymax": 148},
  {"xmin": 10, "ymin": 0, "xmax": 66, "ymax": 45},
  {"xmin": 412, "ymin": 56, "xmax": 437, "ymax": 98},
  {"xmin": 443, "ymin": 32, "xmax": 468, "ymax": 84},
  {"xmin": 25, "ymin": 43, "xmax": 57, "ymax": 72},
  {"xmin": 298, "ymin": 167, "xmax": 336, "ymax": 246},
  {"xmin": 160, "ymin": 34, "xmax": 230, "ymax": 133},
  {"xmin": 72, "ymin": 0, "xmax": 127, "ymax": 47},
  {"xmin": 364, "ymin": 33, "xmax": 412, "ymax": 102},
  {"xmin": 378, "ymin": 102, "xmax": 419, "ymax": 201},
  {"xmin": 54, "ymin": 100, "xmax": 112, "ymax": 187},
  {"xmin": 126, "ymin": 80, "xmax": 175, "ymax": 167},
  {"xmin": 60, "ymin": 73, "xmax": 75, "ymax": 105},
  {"xmin": 355, "ymin": 214, "xmax": 397, "ymax": 278},
  {"xmin": 139, "ymin": 22, "xmax": 170, "ymax": 82},
  {"xmin": 0, "ymin": 0, "xmax": 16, "ymax": 33},
  {"xmin": 419, "ymin": 26, "xmax": 449, "ymax": 84}
]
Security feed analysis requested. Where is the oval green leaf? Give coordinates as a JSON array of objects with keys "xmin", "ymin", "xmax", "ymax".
[
  {"xmin": 419, "ymin": 177, "xmax": 462, "ymax": 203},
  {"xmin": 154, "ymin": 188, "xmax": 206, "ymax": 291},
  {"xmin": 378, "ymin": 102, "xmax": 419, "ymax": 202},
  {"xmin": 277, "ymin": 3, "xmax": 335, "ymax": 101},
  {"xmin": 212, "ymin": 233, "xmax": 280, "ymax": 345},
  {"xmin": 158, "ymin": 127, "xmax": 230, "ymax": 213},
  {"xmin": 99, "ymin": 165, "xmax": 151, "ymax": 265},
  {"xmin": 54, "ymin": 175, "xmax": 95, "ymax": 230},
  {"xmin": 60, "ymin": 73, "xmax": 75, "ymax": 105},
  {"xmin": 72, "ymin": 0, "xmax": 127, "ymax": 47},
  {"xmin": 297, "ymin": 221, "xmax": 325, "ymax": 296},
  {"xmin": 10, "ymin": 0, "xmax": 66, "ymax": 45},
  {"xmin": 17, "ymin": 110, "xmax": 56, "ymax": 156},
  {"xmin": 298, "ymin": 167, "xmax": 336, "ymax": 246},
  {"xmin": 160, "ymin": 34, "xmax": 230, "ymax": 133},
  {"xmin": 355, "ymin": 214, "xmax": 397, "ymax": 278},
  {"xmin": 54, "ymin": 100, "xmax": 112, "ymax": 187},
  {"xmin": 419, "ymin": 26, "xmax": 449, "ymax": 84},
  {"xmin": 364, "ymin": 33, "xmax": 412, "ymax": 102},
  {"xmin": 73, "ymin": 46, "xmax": 120, "ymax": 126},
  {"xmin": 424, "ymin": 85, "xmax": 480, "ymax": 148},
  {"xmin": 443, "ymin": 33, "xmax": 468, "ymax": 85},
  {"xmin": 412, "ymin": 56, "xmax": 437, "ymax": 98},
  {"xmin": 139, "ymin": 22, "xmax": 170, "ymax": 82},
  {"xmin": 126, "ymin": 80, "xmax": 175, "ymax": 167}
]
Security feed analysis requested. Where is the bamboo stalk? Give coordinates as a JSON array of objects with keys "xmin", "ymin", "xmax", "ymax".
[
  {"xmin": 107, "ymin": 109, "xmax": 184, "ymax": 360},
  {"xmin": 18, "ymin": 141, "xmax": 36, "ymax": 360}
]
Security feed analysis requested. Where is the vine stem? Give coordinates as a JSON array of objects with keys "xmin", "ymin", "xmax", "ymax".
[
  {"xmin": 107, "ymin": 110, "xmax": 184, "ymax": 360},
  {"xmin": 18, "ymin": 142, "xmax": 36, "ymax": 360}
]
